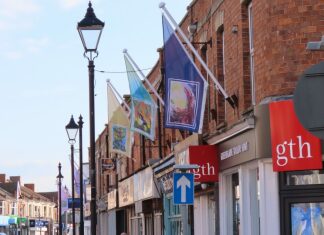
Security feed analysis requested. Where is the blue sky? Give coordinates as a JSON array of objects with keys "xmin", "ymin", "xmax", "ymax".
[{"xmin": 0, "ymin": 0, "xmax": 191, "ymax": 192}]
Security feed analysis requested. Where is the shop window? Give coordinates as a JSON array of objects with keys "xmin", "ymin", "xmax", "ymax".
[
  {"xmin": 0, "ymin": 201, "xmax": 3, "ymax": 215},
  {"xmin": 154, "ymin": 212, "xmax": 162, "ymax": 235},
  {"xmin": 279, "ymin": 164, "xmax": 324, "ymax": 234},
  {"xmin": 11, "ymin": 202, "xmax": 17, "ymax": 215},
  {"xmin": 130, "ymin": 207, "xmax": 143, "ymax": 235},
  {"xmin": 285, "ymin": 169, "xmax": 324, "ymax": 186},
  {"xmin": 164, "ymin": 196, "xmax": 182, "ymax": 235},
  {"xmin": 208, "ymin": 193, "xmax": 216, "ymax": 234},
  {"xmin": 232, "ymin": 173, "xmax": 240, "ymax": 235},
  {"xmin": 145, "ymin": 214, "xmax": 153, "ymax": 235}
]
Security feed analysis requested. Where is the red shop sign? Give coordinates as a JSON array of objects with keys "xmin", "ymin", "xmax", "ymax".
[
  {"xmin": 269, "ymin": 100, "xmax": 322, "ymax": 172},
  {"xmin": 189, "ymin": 145, "xmax": 218, "ymax": 182}
]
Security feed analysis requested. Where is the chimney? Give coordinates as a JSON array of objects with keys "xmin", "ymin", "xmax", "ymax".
[
  {"xmin": 0, "ymin": 174, "xmax": 5, "ymax": 183},
  {"xmin": 24, "ymin": 184, "xmax": 35, "ymax": 192},
  {"xmin": 10, "ymin": 176, "xmax": 21, "ymax": 183}
]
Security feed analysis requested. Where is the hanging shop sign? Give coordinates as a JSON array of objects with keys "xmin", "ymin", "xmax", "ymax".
[
  {"xmin": 158, "ymin": 171, "xmax": 174, "ymax": 194},
  {"xmin": 134, "ymin": 167, "xmax": 159, "ymax": 201},
  {"xmin": 189, "ymin": 145, "xmax": 219, "ymax": 182},
  {"xmin": 269, "ymin": 100, "xmax": 322, "ymax": 172},
  {"xmin": 118, "ymin": 176, "xmax": 134, "ymax": 207},
  {"xmin": 174, "ymin": 134, "xmax": 199, "ymax": 165},
  {"xmin": 101, "ymin": 158, "xmax": 115, "ymax": 174},
  {"xmin": 107, "ymin": 189, "xmax": 117, "ymax": 210},
  {"xmin": 0, "ymin": 216, "xmax": 9, "ymax": 226}
]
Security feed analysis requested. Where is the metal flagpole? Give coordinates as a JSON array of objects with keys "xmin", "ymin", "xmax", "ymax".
[
  {"xmin": 123, "ymin": 49, "xmax": 165, "ymax": 106},
  {"xmin": 159, "ymin": 2, "xmax": 237, "ymax": 108},
  {"xmin": 106, "ymin": 80, "xmax": 131, "ymax": 112}
]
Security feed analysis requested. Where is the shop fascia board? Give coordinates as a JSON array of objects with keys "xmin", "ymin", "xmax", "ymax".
[{"xmin": 207, "ymin": 116, "xmax": 255, "ymax": 145}]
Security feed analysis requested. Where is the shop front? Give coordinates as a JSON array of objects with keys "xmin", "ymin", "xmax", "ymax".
[
  {"xmin": 133, "ymin": 167, "xmax": 160, "ymax": 235},
  {"xmin": 0, "ymin": 215, "xmax": 9, "ymax": 234},
  {"xmin": 153, "ymin": 155, "xmax": 176, "ymax": 235},
  {"xmin": 208, "ymin": 103, "xmax": 280, "ymax": 235},
  {"xmin": 28, "ymin": 219, "xmax": 48, "ymax": 235},
  {"xmin": 268, "ymin": 99, "xmax": 324, "ymax": 234},
  {"xmin": 118, "ymin": 175, "xmax": 134, "ymax": 235},
  {"xmin": 107, "ymin": 189, "xmax": 117, "ymax": 235},
  {"xmin": 17, "ymin": 217, "xmax": 28, "ymax": 235},
  {"xmin": 188, "ymin": 145, "xmax": 219, "ymax": 235}
]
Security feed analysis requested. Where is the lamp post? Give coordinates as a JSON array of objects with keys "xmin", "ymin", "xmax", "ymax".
[
  {"xmin": 65, "ymin": 115, "xmax": 79, "ymax": 235},
  {"xmin": 78, "ymin": 115, "xmax": 84, "ymax": 235},
  {"xmin": 77, "ymin": 2, "xmax": 104, "ymax": 235},
  {"xmin": 57, "ymin": 163, "xmax": 64, "ymax": 235}
]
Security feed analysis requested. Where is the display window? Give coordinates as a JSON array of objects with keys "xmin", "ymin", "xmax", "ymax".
[{"xmin": 279, "ymin": 163, "xmax": 324, "ymax": 234}]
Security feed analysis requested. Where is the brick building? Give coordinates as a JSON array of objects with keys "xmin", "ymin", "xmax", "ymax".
[{"xmin": 96, "ymin": 0, "xmax": 324, "ymax": 234}]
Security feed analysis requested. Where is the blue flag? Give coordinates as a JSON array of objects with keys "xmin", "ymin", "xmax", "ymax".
[
  {"xmin": 125, "ymin": 55, "xmax": 157, "ymax": 140},
  {"xmin": 162, "ymin": 15, "xmax": 208, "ymax": 133}
]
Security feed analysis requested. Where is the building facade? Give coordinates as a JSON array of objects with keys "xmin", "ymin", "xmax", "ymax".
[{"xmin": 96, "ymin": 0, "xmax": 324, "ymax": 234}]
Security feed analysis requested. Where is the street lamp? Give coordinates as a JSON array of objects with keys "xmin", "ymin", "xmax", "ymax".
[
  {"xmin": 78, "ymin": 115, "xmax": 84, "ymax": 235},
  {"xmin": 77, "ymin": 2, "xmax": 104, "ymax": 235},
  {"xmin": 57, "ymin": 163, "xmax": 64, "ymax": 235},
  {"xmin": 65, "ymin": 115, "xmax": 79, "ymax": 235}
]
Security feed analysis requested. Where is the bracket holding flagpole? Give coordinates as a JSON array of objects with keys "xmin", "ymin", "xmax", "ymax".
[
  {"xmin": 123, "ymin": 49, "xmax": 165, "ymax": 106},
  {"xmin": 106, "ymin": 79, "xmax": 131, "ymax": 112},
  {"xmin": 159, "ymin": 2, "xmax": 238, "ymax": 109}
]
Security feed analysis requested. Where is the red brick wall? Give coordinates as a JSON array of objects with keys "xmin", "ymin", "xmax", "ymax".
[{"xmin": 100, "ymin": 0, "xmax": 324, "ymax": 184}]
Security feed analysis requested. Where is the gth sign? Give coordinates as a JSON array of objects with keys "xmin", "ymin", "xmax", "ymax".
[
  {"xmin": 189, "ymin": 145, "xmax": 218, "ymax": 182},
  {"xmin": 269, "ymin": 100, "xmax": 322, "ymax": 172}
]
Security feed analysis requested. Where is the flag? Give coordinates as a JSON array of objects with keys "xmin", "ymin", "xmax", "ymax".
[
  {"xmin": 74, "ymin": 164, "xmax": 80, "ymax": 197},
  {"xmin": 108, "ymin": 82, "xmax": 122, "ymax": 123},
  {"xmin": 125, "ymin": 55, "xmax": 157, "ymax": 140},
  {"xmin": 60, "ymin": 185, "xmax": 70, "ymax": 213},
  {"xmin": 107, "ymin": 84, "xmax": 132, "ymax": 157},
  {"xmin": 162, "ymin": 15, "xmax": 208, "ymax": 133}
]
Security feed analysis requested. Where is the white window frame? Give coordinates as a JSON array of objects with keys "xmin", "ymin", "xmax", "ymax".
[
  {"xmin": 11, "ymin": 202, "xmax": 17, "ymax": 215},
  {"xmin": 248, "ymin": 2, "xmax": 256, "ymax": 105},
  {"xmin": 0, "ymin": 201, "xmax": 4, "ymax": 215}
]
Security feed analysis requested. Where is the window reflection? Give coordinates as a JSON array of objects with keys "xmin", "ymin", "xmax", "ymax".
[{"xmin": 286, "ymin": 169, "xmax": 324, "ymax": 185}]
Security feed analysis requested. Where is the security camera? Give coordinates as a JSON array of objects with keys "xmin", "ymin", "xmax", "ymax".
[{"xmin": 306, "ymin": 36, "xmax": 324, "ymax": 51}]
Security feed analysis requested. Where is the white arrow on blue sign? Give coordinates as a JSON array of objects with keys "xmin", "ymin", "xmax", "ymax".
[{"xmin": 173, "ymin": 172, "xmax": 194, "ymax": 205}]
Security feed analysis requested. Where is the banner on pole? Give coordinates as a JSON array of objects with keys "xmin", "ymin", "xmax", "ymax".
[{"xmin": 162, "ymin": 15, "xmax": 207, "ymax": 133}]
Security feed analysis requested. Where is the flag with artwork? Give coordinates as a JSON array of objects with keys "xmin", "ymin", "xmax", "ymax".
[
  {"xmin": 125, "ymin": 55, "xmax": 157, "ymax": 140},
  {"xmin": 162, "ymin": 15, "xmax": 208, "ymax": 133},
  {"xmin": 60, "ymin": 185, "xmax": 70, "ymax": 213},
  {"xmin": 107, "ymin": 83, "xmax": 132, "ymax": 157}
]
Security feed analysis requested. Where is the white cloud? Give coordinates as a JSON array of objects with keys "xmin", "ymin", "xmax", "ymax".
[
  {"xmin": 0, "ymin": 0, "xmax": 40, "ymax": 18},
  {"xmin": 59, "ymin": 0, "xmax": 83, "ymax": 9},
  {"xmin": 0, "ymin": 0, "xmax": 40, "ymax": 33}
]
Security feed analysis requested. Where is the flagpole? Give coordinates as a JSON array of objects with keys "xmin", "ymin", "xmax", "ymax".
[
  {"xmin": 123, "ymin": 49, "xmax": 165, "ymax": 106},
  {"xmin": 106, "ymin": 80, "xmax": 131, "ymax": 111},
  {"xmin": 159, "ymin": 2, "xmax": 237, "ymax": 108}
]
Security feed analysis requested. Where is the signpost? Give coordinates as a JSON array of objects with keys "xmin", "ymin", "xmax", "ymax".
[{"xmin": 173, "ymin": 173, "xmax": 194, "ymax": 205}]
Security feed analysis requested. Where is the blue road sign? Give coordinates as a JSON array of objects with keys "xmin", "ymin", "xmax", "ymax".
[{"xmin": 173, "ymin": 173, "xmax": 194, "ymax": 205}]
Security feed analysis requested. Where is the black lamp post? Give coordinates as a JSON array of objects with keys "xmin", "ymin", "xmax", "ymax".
[
  {"xmin": 57, "ymin": 163, "xmax": 64, "ymax": 235},
  {"xmin": 65, "ymin": 115, "xmax": 79, "ymax": 235},
  {"xmin": 77, "ymin": 2, "xmax": 104, "ymax": 235},
  {"xmin": 78, "ymin": 115, "xmax": 84, "ymax": 235}
]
